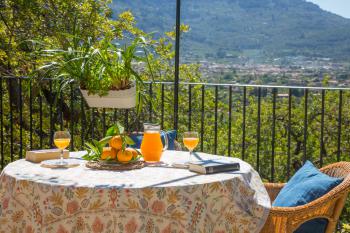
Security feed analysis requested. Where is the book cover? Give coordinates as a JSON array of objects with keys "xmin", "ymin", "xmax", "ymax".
[{"xmin": 189, "ymin": 159, "xmax": 240, "ymax": 174}]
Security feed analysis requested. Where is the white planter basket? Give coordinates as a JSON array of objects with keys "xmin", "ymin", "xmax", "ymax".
[{"xmin": 80, "ymin": 85, "xmax": 136, "ymax": 109}]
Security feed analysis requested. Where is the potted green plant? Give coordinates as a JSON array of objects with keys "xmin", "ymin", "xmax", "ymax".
[{"xmin": 39, "ymin": 36, "xmax": 149, "ymax": 109}]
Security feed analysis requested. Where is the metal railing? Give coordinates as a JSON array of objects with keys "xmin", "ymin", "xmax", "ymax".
[{"xmin": 1, "ymin": 76, "xmax": 350, "ymax": 183}]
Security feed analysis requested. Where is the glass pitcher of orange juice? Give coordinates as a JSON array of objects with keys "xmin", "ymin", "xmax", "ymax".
[{"xmin": 141, "ymin": 123, "xmax": 168, "ymax": 162}]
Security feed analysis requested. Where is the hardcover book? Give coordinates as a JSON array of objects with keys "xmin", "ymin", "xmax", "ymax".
[
  {"xmin": 189, "ymin": 159, "xmax": 240, "ymax": 174},
  {"xmin": 26, "ymin": 149, "xmax": 69, "ymax": 163}
]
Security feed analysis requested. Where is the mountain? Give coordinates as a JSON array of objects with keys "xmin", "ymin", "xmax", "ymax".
[{"xmin": 110, "ymin": 0, "xmax": 350, "ymax": 62}]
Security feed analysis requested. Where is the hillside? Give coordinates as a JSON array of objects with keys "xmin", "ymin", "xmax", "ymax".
[{"xmin": 110, "ymin": 0, "xmax": 350, "ymax": 62}]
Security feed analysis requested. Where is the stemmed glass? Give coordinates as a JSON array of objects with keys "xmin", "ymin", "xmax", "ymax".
[
  {"xmin": 53, "ymin": 131, "xmax": 71, "ymax": 165},
  {"xmin": 183, "ymin": 132, "xmax": 199, "ymax": 162}
]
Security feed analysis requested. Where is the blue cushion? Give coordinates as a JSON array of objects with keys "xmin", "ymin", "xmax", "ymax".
[
  {"xmin": 273, "ymin": 161, "xmax": 343, "ymax": 233},
  {"xmin": 129, "ymin": 130, "xmax": 177, "ymax": 150},
  {"xmin": 294, "ymin": 218, "xmax": 328, "ymax": 233},
  {"xmin": 273, "ymin": 161, "xmax": 342, "ymax": 207}
]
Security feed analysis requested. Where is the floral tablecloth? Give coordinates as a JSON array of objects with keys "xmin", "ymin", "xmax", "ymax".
[{"xmin": 0, "ymin": 151, "xmax": 270, "ymax": 233}]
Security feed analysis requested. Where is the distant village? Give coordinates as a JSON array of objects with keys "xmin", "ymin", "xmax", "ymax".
[{"xmin": 195, "ymin": 57, "xmax": 350, "ymax": 87}]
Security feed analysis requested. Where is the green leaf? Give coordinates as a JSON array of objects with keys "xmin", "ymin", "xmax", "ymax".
[
  {"xmin": 83, "ymin": 141, "xmax": 102, "ymax": 161},
  {"xmin": 92, "ymin": 139, "xmax": 100, "ymax": 146},
  {"xmin": 82, "ymin": 154, "xmax": 91, "ymax": 160},
  {"xmin": 106, "ymin": 125, "xmax": 118, "ymax": 136},
  {"xmin": 116, "ymin": 122, "xmax": 124, "ymax": 134},
  {"xmin": 92, "ymin": 139, "xmax": 103, "ymax": 152},
  {"xmin": 136, "ymin": 150, "xmax": 143, "ymax": 156},
  {"xmin": 85, "ymin": 142, "xmax": 99, "ymax": 153},
  {"xmin": 125, "ymin": 136, "xmax": 135, "ymax": 145},
  {"xmin": 99, "ymin": 136, "xmax": 112, "ymax": 146}
]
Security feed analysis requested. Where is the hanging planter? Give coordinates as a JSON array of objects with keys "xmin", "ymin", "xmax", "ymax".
[
  {"xmin": 39, "ymin": 36, "xmax": 152, "ymax": 110},
  {"xmin": 80, "ymin": 85, "xmax": 136, "ymax": 109}
]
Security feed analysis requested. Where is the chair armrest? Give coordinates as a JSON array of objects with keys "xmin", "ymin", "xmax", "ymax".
[
  {"xmin": 263, "ymin": 191, "xmax": 349, "ymax": 233},
  {"xmin": 264, "ymin": 183, "xmax": 285, "ymax": 202}
]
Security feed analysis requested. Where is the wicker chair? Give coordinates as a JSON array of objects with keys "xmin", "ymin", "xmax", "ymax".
[{"xmin": 261, "ymin": 162, "xmax": 350, "ymax": 233}]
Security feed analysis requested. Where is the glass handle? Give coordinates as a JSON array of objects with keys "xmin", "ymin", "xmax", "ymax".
[{"xmin": 161, "ymin": 130, "xmax": 168, "ymax": 151}]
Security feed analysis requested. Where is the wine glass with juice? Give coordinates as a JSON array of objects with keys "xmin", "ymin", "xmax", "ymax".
[
  {"xmin": 183, "ymin": 132, "xmax": 199, "ymax": 162},
  {"xmin": 54, "ymin": 131, "xmax": 71, "ymax": 165}
]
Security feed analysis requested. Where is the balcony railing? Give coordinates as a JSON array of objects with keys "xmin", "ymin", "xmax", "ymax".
[{"xmin": 1, "ymin": 76, "xmax": 350, "ymax": 183}]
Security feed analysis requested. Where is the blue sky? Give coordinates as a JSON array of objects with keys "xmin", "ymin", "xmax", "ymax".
[{"xmin": 307, "ymin": 0, "xmax": 350, "ymax": 18}]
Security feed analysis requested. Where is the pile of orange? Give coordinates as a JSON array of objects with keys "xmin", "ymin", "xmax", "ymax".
[{"xmin": 100, "ymin": 136, "xmax": 138, "ymax": 163}]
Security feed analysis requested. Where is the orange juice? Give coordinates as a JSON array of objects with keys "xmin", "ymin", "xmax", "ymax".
[
  {"xmin": 141, "ymin": 131, "xmax": 164, "ymax": 162},
  {"xmin": 183, "ymin": 137, "xmax": 199, "ymax": 151},
  {"xmin": 54, "ymin": 138, "xmax": 71, "ymax": 149}
]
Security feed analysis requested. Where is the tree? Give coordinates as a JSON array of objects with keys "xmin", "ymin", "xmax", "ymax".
[{"xmin": 1, "ymin": 0, "xmax": 143, "ymax": 76}]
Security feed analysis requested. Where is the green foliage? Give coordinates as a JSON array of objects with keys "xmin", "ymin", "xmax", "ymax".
[
  {"xmin": 106, "ymin": 122, "xmax": 125, "ymax": 136},
  {"xmin": 342, "ymin": 223, "xmax": 350, "ymax": 233},
  {"xmin": 82, "ymin": 140, "xmax": 104, "ymax": 161},
  {"xmin": 38, "ymin": 35, "xmax": 151, "ymax": 96},
  {"xmin": 0, "ymin": 0, "xmax": 139, "ymax": 76}
]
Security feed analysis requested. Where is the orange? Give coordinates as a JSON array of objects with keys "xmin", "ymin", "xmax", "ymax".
[
  {"xmin": 125, "ymin": 148, "xmax": 138, "ymax": 159},
  {"xmin": 117, "ymin": 150, "xmax": 133, "ymax": 163},
  {"xmin": 100, "ymin": 147, "xmax": 117, "ymax": 160},
  {"xmin": 109, "ymin": 136, "xmax": 122, "ymax": 150}
]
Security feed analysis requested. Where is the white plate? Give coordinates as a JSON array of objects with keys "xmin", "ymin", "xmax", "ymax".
[{"xmin": 41, "ymin": 159, "xmax": 80, "ymax": 168}]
